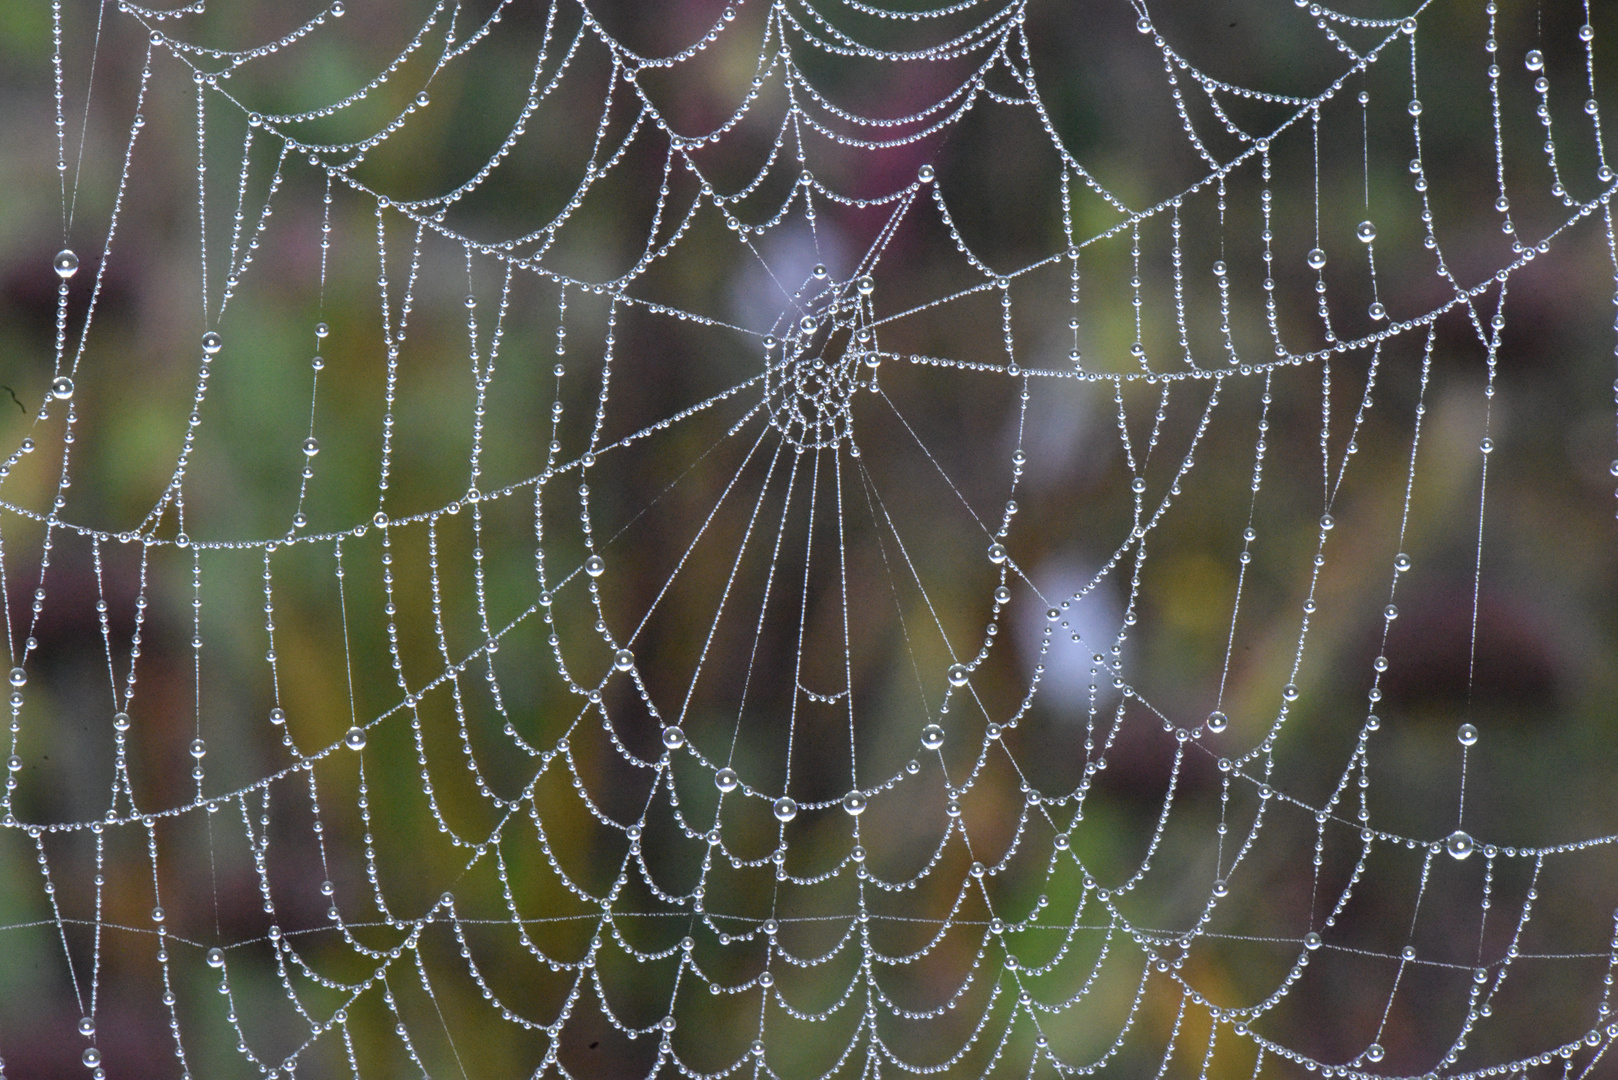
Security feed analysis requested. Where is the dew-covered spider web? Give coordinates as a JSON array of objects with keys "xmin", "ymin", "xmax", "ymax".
[{"xmin": 3, "ymin": 0, "xmax": 1618, "ymax": 1076}]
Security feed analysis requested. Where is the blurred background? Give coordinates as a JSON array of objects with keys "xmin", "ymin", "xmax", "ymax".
[{"xmin": 1, "ymin": 0, "xmax": 1617, "ymax": 1076}]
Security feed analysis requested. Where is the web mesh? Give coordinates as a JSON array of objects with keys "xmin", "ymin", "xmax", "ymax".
[{"xmin": 2, "ymin": 0, "xmax": 1618, "ymax": 1077}]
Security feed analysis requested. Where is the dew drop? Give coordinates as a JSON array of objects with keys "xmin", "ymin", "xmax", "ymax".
[
  {"xmin": 315, "ymin": 322, "xmax": 330, "ymax": 338},
  {"xmin": 1369, "ymin": 301, "xmax": 1386, "ymax": 320},
  {"xmin": 1304, "ymin": 931, "xmax": 1322, "ymax": 950},
  {"xmin": 1525, "ymin": 49, "xmax": 1544, "ymax": 71},
  {"xmin": 1136, "ymin": 15, "xmax": 1152, "ymax": 32},
  {"xmin": 1212, "ymin": 879, "xmax": 1229, "ymax": 897},
  {"xmin": 947, "ymin": 663, "xmax": 969, "ymax": 687},
  {"xmin": 82, "ymin": 1048, "xmax": 101, "ymax": 1068},
  {"xmin": 1394, "ymin": 552, "xmax": 1411, "ymax": 572},
  {"xmin": 715, "ymin": 767, "xmax": 739, "ymax": 792},
  {"xmin": 1207, "ymin": 710, "xmax": 1228, "ymax": 733},
  {"xmin": 151, "ymin": 906, "xmax": 165, "ymax": 922},
  {"xmin": 857, "ymin": 275, "xmax": 874, "ymax": 296},
  {"xmin": 613, "ymin": 649, "xmax": 634, "ymax": 672},
  {"xmin": 1212, "ymin": 260, "xmax": 1227, "ymax": 276},
  {"xmin": 416, "ymin": 90, "xmax": 430, "ymax": 107},
  {"xmin": 1357, "ymin": 220, "xmax": 1377, "ymax": 243},
  {"xmin": 201, "ymin": 331, "xmax": 222, "ymax": 355},
  {"xmin": 993, "ymin": 585, "xmax": 1010, "ymax": 604},
  {"xmin": 799, "ymin": 315, "xmax": 817, "ymax": 333},
  {"xmin": 772, "ymin": 797, "xmax": 797, "ymax": 822},
  {"xmin": 51, "ymin": 376, "xmax": 74, "ymax": 400},
  {"xmin": 8, "ymin": 668, "xmax": 25, "ymax": 687},
  {"xmin": 1366, "ymin": 1043, "xmax": 1385, "ymax": 1063},
  {"xmin": 1457, "ymin": 723, "xmax": 1478, "ymax": 747},
  {"xmin": 1306, "ymin": 248, "xmax": 1327, "ymax": 269},
  {"xmin": 302, "ymin": 437, "xmax": 319, "ymax": 457},
  {"xmin": 54, "ymin": 250, "xmax": 79, "ymax": 278},
  {"xmin": 189, "ymin": 738, "xmax": 207, "ymax": 759},
  {"xmin": 842, "ymin": 790, "xmax": 867, "ymax": 815},
  {"xmin": 78, "ymin": 1017, "xmax": 95, "ymax": 1037},
  {"xmin": 584, "ymin": 555, "xmax": 605, "ymax": 577},
  {"xmin": 986, "ymin": 543, "xmax": 1007, "ymax": 564},
  {"xmin": 1446, "ymin": 829, "xmax": 1475, "ymax": 859},
  {"xmin": 206, "ymin": 947, "xmax": 225, "ymax": 968},
  {"xmin": 344, "ymin": 725, "xmax": 367, "ymax": 750},
  {"xmin": 920, "ymin": 723, "xmax": 945, "ymax": 750},
  {"xmin": 114, "ymin": 711, "xmax": 130, "ymax": 731},
  {"xmin": 917, "ymin": 164, "xmax": 935, "ymax": 182},
  {"xmin": 1282, "ymin": 683, "xmax": 1300, "ymax": 701},
  {"xmin": 661, "ymin": 725, "xmax": 685, "ymax": 749}
]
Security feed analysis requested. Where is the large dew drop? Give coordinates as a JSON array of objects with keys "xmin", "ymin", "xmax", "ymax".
[
  {"xmin": 344, "ymin": 725, "xmax": 367, "ymax": 750},
  {"xmin": 920, "ymin": 723, "xmax": 945, "ymax": 750},
  {"xmin": 54, "ymin": 250, "xmax": 79, "ymax": 278}
]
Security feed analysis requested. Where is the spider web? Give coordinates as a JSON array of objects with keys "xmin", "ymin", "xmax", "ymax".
[{"xmin": 2, "ymin": 0, "xmax": 1618, "ymax": 1076}]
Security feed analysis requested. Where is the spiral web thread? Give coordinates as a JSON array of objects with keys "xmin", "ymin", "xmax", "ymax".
[{"xmin": 4, "ymin": 0, "xmax": 1618, "ymax": 1077}]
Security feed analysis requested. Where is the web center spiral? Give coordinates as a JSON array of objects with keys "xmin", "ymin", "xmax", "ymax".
[{"xmin": 762, "ymin": 291, "xmax": 874, "ymax": 451}]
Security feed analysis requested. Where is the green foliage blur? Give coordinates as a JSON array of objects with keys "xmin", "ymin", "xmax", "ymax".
[{"xmin": 0, "ymin": 0, "xmax": 1616, "ymax": 1077}]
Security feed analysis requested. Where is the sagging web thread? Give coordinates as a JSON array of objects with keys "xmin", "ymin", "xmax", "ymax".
[{"xmin": 4, "ymin": 0, "xmax": 1618, "ymax": 1077}]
